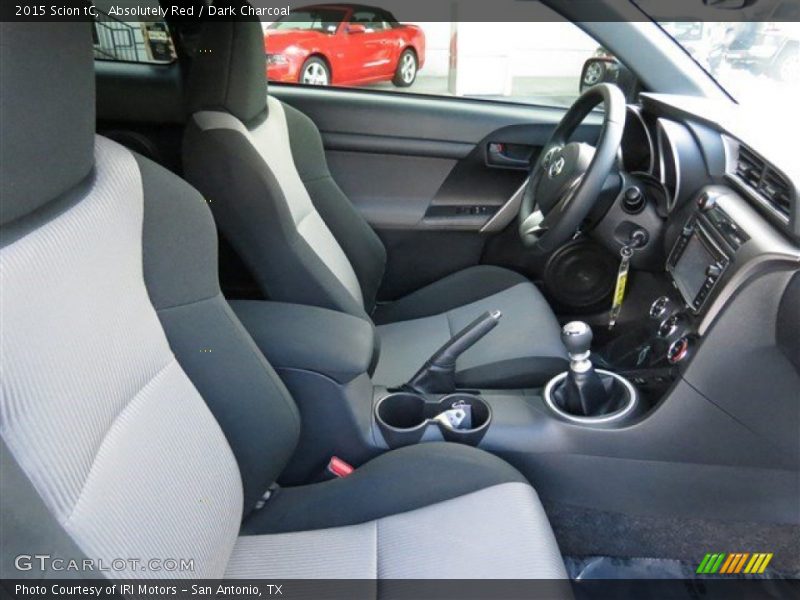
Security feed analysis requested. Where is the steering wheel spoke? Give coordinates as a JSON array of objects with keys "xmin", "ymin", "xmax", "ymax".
[
  {"xmin": 520, "ymin": 209, "xmax": 547, "ymax": 239},
  {"xmin": 517, "ymin": 83, "xmax": 626, "ymax": 254}
]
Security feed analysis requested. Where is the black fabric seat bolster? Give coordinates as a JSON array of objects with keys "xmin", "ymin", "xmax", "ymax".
[
  {"xmin": 136, "ymin": 153, "xmax": 301, "ymax": 519},
  {"xmin": 183, "ymin": 121, "xmax": 369, "ymax": 320},
  {"xmin": 373, "ymin": 265, "xmax": 530, "ymax": 325},
  {"xmin": 282, "ymin": 102, "xmax": 387, "ymax": 314},
  {"xmin": 242, "ymin": 442, "xmax": 527, "ymax": 535}
]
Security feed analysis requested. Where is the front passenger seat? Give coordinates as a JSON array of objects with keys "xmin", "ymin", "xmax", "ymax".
[
  {"xmin": 0, "ymin": 21, "xmax": 567, "ymax": 580},
  {"xmin": 183, "ymin": 18, "xmax": 568, "ymax": 389}
]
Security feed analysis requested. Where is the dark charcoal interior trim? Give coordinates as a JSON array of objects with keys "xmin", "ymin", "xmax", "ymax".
[{"xmin": 322, "ymin": 132, "xmax": 474, "ymax": 160}]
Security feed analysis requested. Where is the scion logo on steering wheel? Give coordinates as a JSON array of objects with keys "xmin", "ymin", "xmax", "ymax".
[
  {"xmin": 548, "ymin": 156, "xmax": 566, "ymax": 179},
  {"xmin": 541, "ymin": 145, "xmax": 562, "ymax": 169}
]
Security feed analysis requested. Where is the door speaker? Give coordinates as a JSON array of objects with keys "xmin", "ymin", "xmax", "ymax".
[{"xmin": 543, "ymin": 239, "xmax": 618, "ymax": 313}]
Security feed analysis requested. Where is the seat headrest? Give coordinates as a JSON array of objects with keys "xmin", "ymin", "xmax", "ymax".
[
  {"xmin": 186, "ymin": 16, "xmax": 268, "ymax": 125},
  {"xmin": 0, "ymin": 22, "xmax": 95, "ymax": 227}
]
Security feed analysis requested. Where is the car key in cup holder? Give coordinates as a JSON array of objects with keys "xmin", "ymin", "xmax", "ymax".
[
  {"xmin": 433, "ymin": 406, "xmax": 466, "ymax": 430},
  {"xmin": 433, "ymin": 400, "xmax": 473, "ymax": 430}
]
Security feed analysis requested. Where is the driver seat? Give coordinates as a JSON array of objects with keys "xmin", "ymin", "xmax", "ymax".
[{"xmin": 183, "ymin": 18, "xmax": 567, "ymax": 388}]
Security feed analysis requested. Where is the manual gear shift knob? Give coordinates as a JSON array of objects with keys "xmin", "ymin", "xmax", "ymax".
[{"xmin": 561, "ymin": 321, "xmax": 593, "ymax": 358}]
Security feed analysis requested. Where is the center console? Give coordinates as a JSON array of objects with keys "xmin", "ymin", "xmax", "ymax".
[{"xmin": 597, "ymin": 187, "xmax": 752, "ymax": 394}]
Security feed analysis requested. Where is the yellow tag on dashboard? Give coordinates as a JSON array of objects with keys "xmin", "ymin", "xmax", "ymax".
[
  {"xmin": 609, "ymin": 246, "xmax": 633, "ymax": 329},
  {"xmin": 612, "ymin": 271, "xmax": 628, "ymax": 308}
]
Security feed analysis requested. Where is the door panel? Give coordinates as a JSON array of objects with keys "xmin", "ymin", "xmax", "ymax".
[
  {"xmin": 271, "ymin": 84, "xmax": 602, "ymax": 299},
  {"xmin": 327, "ymin": 151, "xmax": 456, "ymax": 228}
]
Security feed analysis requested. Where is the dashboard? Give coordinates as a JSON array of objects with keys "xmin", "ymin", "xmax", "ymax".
[{"xmin": 598, "ymin": 93, "xmax": 799, "ymax": 338}]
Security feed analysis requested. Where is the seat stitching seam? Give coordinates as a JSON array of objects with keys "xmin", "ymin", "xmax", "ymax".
[{"xmin": 155, "ymin": 292, "xmax": 221, "ymax": 312}]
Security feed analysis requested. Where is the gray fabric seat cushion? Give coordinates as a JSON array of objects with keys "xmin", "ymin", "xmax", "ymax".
[
  {"xmin": 243, "ymin": 442, "xmax": 527, "ymax": 534},
  {"xmin": 372, "ymin": 267, "xmax": 568, "ymax": 388},
  {"xmin": 230, "ymin": 443, "xmax": 566, "ymax": 579},
  {"xmin": 226, "ymin": 482, "xmax": 566, "ymax": 579}
]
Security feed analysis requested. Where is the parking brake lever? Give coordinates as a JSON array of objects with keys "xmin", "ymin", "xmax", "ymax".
[{"xmin": 405, "ymin": 310, "xmax": 502, "ymax": 394}]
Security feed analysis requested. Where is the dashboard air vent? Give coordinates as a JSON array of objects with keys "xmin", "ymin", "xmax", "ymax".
[
  {"xmin": 762, "ymin": 168, "xmax": 792, "ymax": 219},
  {"xmin": 732, "ymin": 143, "xmax": 792, "ymax": 221},
  {"xmin": 735, "ymin": 145, "xmax": 764, "ymax": 188}
]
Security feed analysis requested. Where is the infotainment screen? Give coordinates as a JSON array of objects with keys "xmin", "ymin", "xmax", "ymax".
[{"xmin": 673, "ymin": 234, "xmax": 713, "ymax": 303}]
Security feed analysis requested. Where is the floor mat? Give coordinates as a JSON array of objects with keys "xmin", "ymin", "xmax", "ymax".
[
  {"xmin": 565, "ymin": 554, "xmax": 798, "ymax": 579},
  {"xmin": 565, "ymin": 556, "xmax": 799, "ymax": 599}
]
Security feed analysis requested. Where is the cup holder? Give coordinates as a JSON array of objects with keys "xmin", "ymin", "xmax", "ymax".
[
  {"xmin": 375, "ymin": 392, "xmax": 428, "ymax": 447},
  {"xmin": 375, "ymin": 392, "xmax": 492, "ymax": 448},
  {"xmin": 436, "ymin": 393, "xmax": 492, "ymax": 446}
]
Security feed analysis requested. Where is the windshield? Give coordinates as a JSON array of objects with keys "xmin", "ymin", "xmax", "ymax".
[
  {"xmin": 268, "ymin": 9, "xmax": 346, "ymax": 33},
  {"xmin": 658, "ymin": 21, "xmax": 800, "ymax": 112}
]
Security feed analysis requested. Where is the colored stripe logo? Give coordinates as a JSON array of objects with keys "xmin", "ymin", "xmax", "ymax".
[{"xmin": 697, "ymin": 552, "xmax": 773, "ymax": 574}]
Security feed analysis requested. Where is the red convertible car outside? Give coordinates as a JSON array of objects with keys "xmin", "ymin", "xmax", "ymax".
[{"xmin": 264, "ymin": 4, "xmax": 425, "ymax": 87}]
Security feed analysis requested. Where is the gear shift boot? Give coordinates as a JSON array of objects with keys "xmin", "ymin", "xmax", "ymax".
[
  {"xmin": 550, "ymin": 368, "xmax": 630, "ymax": 417},
  {"xmin": 545, "ymin": 321, "xmax": 637, "ymax": 421}
]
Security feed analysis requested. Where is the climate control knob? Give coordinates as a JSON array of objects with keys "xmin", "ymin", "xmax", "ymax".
[
  {"xmin": 649, "ymin": 296, "xmax": 671, "ymax": 319},
  {"xmin": 667, "ymin": 337, "xmax": 691, "ymax": 364},
  {"xmin": 658, "ymin": 313, "xmax": 681, "ymax": 338}
]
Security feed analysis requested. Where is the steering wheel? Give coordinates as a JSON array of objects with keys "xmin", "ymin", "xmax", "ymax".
[{"xmin": 518, "ymin": 83, "xmax": 626, "ymax": 254}]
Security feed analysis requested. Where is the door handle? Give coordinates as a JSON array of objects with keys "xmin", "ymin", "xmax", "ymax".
[{"xmin": 486, "ymin": 142, "xmax": 533, "ymax": 169}]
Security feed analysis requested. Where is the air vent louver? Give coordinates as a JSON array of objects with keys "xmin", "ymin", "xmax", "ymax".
[
  {"xmin": 763, "ymin": 168, "xmax": 791, "ymax": 219},
  {"xmin": 733, "ymin": 144, "xmax": 792, "ymax": 221},
  {"xmin": 735, "ymin": 145, "xmax": 764, "ymax": 187}
]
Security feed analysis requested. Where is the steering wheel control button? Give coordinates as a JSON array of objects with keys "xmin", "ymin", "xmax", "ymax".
[
  {"xmin": 649, "ymin": 296, "xmax": 671, "ymax": 319},
  {"xmin": 622, "ymin": 186, "xmax": 646, "ymax": 213},
  {"xmin": 667, "ymin": 337, "xmax": 690, "ymax": 364}
]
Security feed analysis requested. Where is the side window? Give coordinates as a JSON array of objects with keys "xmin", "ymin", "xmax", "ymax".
[
  {"xmin": 350, "ymin": 10, "xmax": 385, "ymax": 32},
  {"xmin": 92, "ymin": 10, "xmax": 176, "ymax": 64},
  {"xmin": 264, "ymin": 2, "xmax": 605, "ymax": 108}
]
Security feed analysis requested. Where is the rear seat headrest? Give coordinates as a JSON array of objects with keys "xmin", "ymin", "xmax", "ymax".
[{"xmin": 185, "ymin": 15, "xmax": 268, "ymax": 126}]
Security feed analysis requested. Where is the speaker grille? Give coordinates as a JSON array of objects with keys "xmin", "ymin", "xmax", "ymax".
[{"xmin": 543, "ymin": 240, "xmax": 617, "ymax": 312}]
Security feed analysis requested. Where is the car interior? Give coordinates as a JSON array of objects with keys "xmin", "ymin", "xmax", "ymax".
[{"xmin": 1, "ymin": 0, "xmax": 799, "ymax": 589}]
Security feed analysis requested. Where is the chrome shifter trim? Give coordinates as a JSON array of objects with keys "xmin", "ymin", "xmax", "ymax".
[{"xmin": 543, "ymin": 369, "xmax": 638, "ymax": 424}]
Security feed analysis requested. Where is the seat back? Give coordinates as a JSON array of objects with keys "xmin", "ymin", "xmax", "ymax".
[
  {"xmin": 184, "ymin": 19, "xmax": 386, "ymax": 319},
  {"xmin": 0, "ymin": 21, "xmax": 299, "ymax": 579}
]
